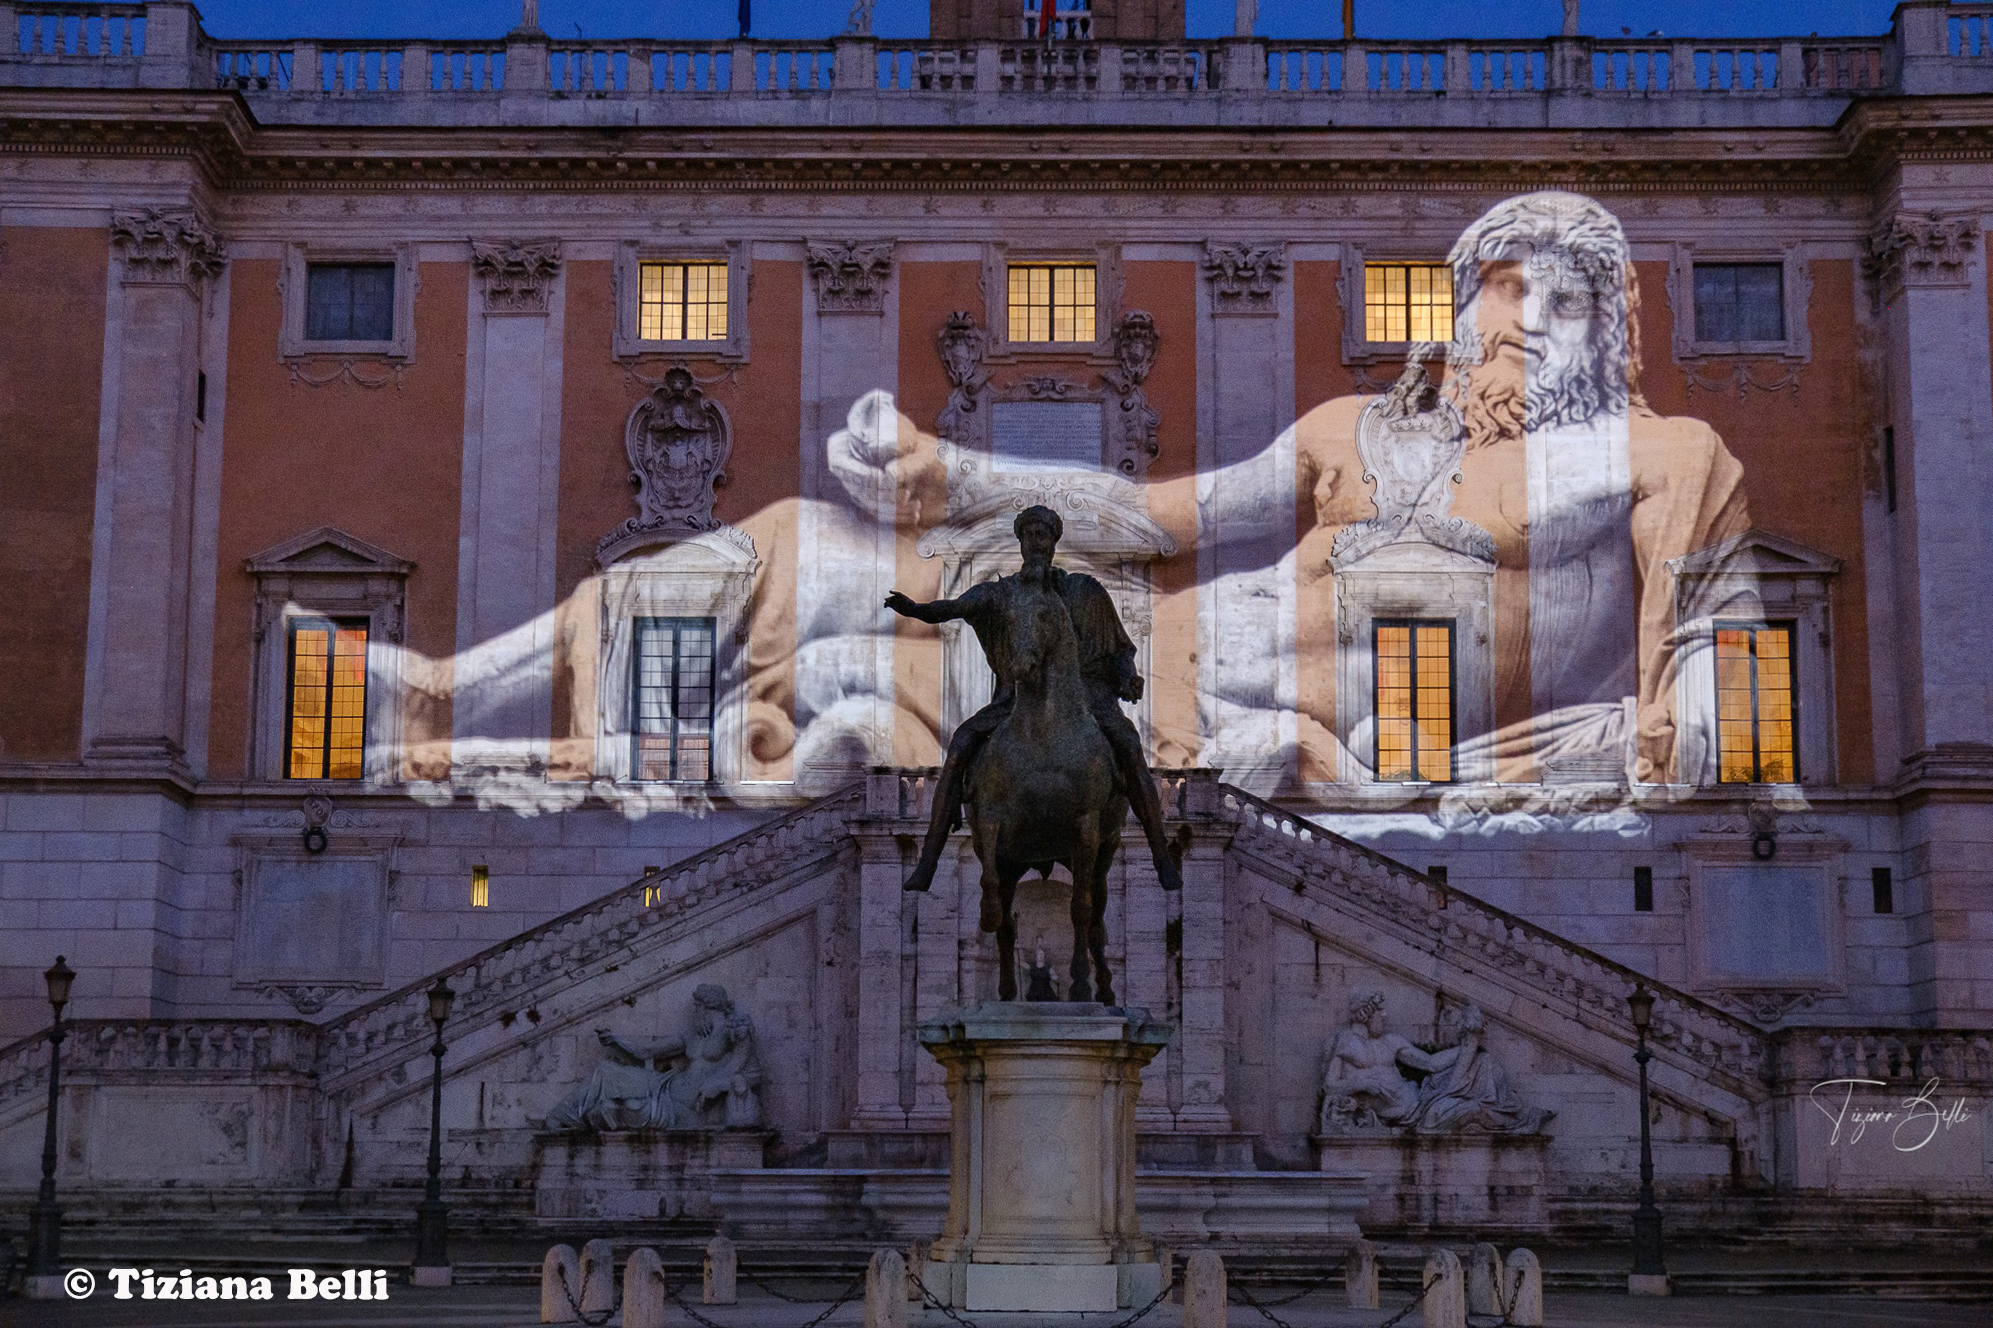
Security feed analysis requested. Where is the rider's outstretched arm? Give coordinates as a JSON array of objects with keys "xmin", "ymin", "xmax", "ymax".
[{"xmin": 884, "ymin": 582, "xmax": 988, "ymax": 626}]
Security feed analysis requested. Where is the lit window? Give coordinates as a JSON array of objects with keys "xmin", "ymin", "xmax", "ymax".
[
  {"xmin": 286, "ymin": 618, "xmax": 368, "ymax": 780},
  {"xmin": 1693, "ymin": 263, "xmax": 1784, "ymax": 343},
  {"xmin": 1007, "ymin": 264, "xmax": 1096, "ymax": 343},
  {"xmin": 1374, "ymin": 619, "xmax": 1454, "ymax": 783},
  {"xmin": 305, "ymin": 263, "xmax": 395, "ymax": 342},
  {"xmin": 639, "ymin": 262, "xmax": 729, "ymax": 341},
  {"xmin": 471, "ymin": 865, "xmax": 489, "ymax": 908},
  {"xmin": 1364, "ymin": 263, "xmax": 1454, "ymax": 344},
  {"xmin": 633, "ymin": 617, "xmax": 716, "ymax": 782},
  {"xmin": 1715, "ymin": 622, "xmax": 1796, "ymax": 783}
]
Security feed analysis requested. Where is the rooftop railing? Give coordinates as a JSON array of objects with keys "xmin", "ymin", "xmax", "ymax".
[{"xmin": 1, "ymin": 1, "xmax": 1986, "ymax": 119}]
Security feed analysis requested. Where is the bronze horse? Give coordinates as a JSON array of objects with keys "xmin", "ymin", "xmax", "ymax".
[{"xmin": 964, "ymin": 575, "xmax": 1129, "ymax": 1005}]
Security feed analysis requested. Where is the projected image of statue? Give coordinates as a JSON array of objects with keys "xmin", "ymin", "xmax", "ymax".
[
  {"xmin": 885, "ymin": 504, "xmax": 1183, "ymax": 1003},
  {"xmin": 1299, "ymin": 191, "xmax": 1752, "ymax": 784}
]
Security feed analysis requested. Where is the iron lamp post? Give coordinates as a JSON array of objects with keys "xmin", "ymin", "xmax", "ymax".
[
  {"xmin": 410, "ymin": 978, "xmax": 454, "ymax": 1288},
  {"xmin": 24, "ymin": 956, "xmax": 75, "ymax": 1300},
  {"xmin": 1627, "ymin": 985, "xmax": 1670, "ymax": 1295}
]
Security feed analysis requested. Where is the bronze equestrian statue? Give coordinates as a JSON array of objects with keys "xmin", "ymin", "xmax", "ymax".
[{"xmin": 884, "ymin": 505, "xmax": 1183, "ymax": 1003}]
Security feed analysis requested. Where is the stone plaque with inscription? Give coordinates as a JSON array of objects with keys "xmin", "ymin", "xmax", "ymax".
[{"xmin": 991, "ymin": 400, "xmax": 1103, "ymax": 473}]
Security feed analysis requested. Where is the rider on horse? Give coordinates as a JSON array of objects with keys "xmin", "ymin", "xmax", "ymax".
[{"xmin": 883, "ymin": 504, "xmax": 1185, "ymax": 912}]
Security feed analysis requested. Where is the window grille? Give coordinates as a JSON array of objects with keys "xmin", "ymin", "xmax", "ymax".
[
  {"xmin": 632, "ymin": 616, "xmax": 716, "ymax": 782},
  {"xmin": 639, "ymin": 262, "xmax": 729, "ymax": 341},
  {"xmin": 1007, "ymin": 264, "xmax": 1097, "ymax": 343},
  {"xmin": 304, "ymin": 263, "xmax": 395, "ymax": 342},
  {"xmin": 1374, "ymin": 619, "xmax": 1455, "ymax": 783},
  {"xmin": 1715, "ymin": 622, "xmax": 1797, "ymax": 783},
  {"xmin": 1364, "ymin": 263, "xmax": 1454, "ymax": 344},
  {"xmin": 1693, "ymin": 263, "xmax": 1785, "ymax": 343},
  {"xmin": 286, "ymin": 618, "xmax": 368, "ymax": 780}
]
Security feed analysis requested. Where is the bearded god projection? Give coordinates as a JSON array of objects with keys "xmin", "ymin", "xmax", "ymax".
[{"xmin": 1298, "ymin": 190, "xmax": 1752, "ymax": 785}]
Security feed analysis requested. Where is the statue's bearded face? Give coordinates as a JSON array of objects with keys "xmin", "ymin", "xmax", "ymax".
[
  {"xmin": 1016, "ymin": 518, "xmax": 1059, "ymax": 575},
  {"xmin": 1455, "ymin": 253, "xmax": 1628, "ymax": 445}
]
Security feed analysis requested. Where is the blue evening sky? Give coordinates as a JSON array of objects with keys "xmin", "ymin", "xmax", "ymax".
[{"xmin": 181, "ymin": 2, "xmax": 1902, "ymax": 43}]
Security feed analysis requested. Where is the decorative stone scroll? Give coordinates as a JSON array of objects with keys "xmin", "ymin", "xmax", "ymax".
[
  {"xmin": 806, "ymin": 240, "xmax": 895, "ymax": 312},
  {"xmin": 543, "ymin": 984, "xmax": 763, "ymax": 1132},
  {"xmin": 110, "ymin": 207, "xmax": 225, "ymax": 286},
  {"xmin": 598, "ymin": 367, "xmax": 731, "ymax": 561},
  {"xmin": 471, "ymin": 238, "xmax": 562, "ymax": 313},
  {"xmin": 935, "ymin": 309, "xmax": 989, "ymax": 443},
  {"xmin": 1866, "ymin": 210, "xmax": 1978, "ymax": 294},
  {"xmin": 1330, "ymin": 357, "xmax": 1495, "ymax": 567},
  {"xmin": 1104, "ymin": 310, "xmax": 1161, "ymax": 476},
  {"xmin": 1202, "ymin": 241, "xmax": 1285, "ymax": 314}
]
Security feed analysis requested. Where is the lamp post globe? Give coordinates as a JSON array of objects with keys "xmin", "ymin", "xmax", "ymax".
[
  {"xmin": 24, "ymin": 956, "xmax": 77, "ymax": 1299},
  {"xmin": 411, "ymin": 978, "xmax": 455, "ymax": 1288},
  {"xmin": 1627, "ymin": 984, "xmax": 1670, "ymax": 1296}
]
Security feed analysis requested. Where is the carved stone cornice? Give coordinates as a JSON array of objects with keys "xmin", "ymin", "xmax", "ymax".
[
  {"xmin": 1202, "ymin": 241, "xmax": 1285, "ymax": 314},
  {"xmin": 110, "ymin": 207, "xmax": 224, "ymax": 287},
  {"xmin": 1866, "ymin": 210, "xmax": 1979, "ymax": 295},
  {"xmin": 471, "ymin": 237, "xmax": 562, "ymax": 313},
  {"xmin": 805, "ymin": 240, "xmax": 894, "ymax": 313}
]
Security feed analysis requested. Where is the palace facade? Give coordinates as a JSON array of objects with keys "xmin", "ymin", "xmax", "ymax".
[{"xmin": 2, "ymin": 0, "xmax": 1991, "ymax": 1249}]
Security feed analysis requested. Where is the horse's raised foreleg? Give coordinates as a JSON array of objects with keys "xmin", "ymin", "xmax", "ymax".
[{"xmin": 997, "ymin": 871, "xmax": 1019, "ymax": 1001}]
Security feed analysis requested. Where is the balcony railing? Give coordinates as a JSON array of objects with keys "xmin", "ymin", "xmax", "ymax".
[{"xmin": 1, "ymin": 1, "xmax": 1985, "ymax": 117}]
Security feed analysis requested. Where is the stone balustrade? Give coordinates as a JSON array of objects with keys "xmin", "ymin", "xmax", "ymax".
[
  {"xmin": 3, "ymin": 1, "xmax": 1984, "ymax": 125},
  {"xmin": 0, "ymin": 1018, "xmax": 316, "ymax": 1126},
  {"xmin": 314, "ymin": 784, "xmax": 862, "ymax": 1083}
]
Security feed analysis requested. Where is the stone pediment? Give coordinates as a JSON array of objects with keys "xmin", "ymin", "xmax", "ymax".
[
  {"xmin": 245, "ymin": 527, "xmax": 414, "ymax": 577},
  {"xmin": 1667, "ymin": 529, "xmax": 1842, "ymax": 580}
]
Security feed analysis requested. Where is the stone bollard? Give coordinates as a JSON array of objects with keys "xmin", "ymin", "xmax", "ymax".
[
  {"xmin": 1467, "ymin": 1242, "xmax": 1505, "ymax": 1318},
  {"xmin": 1345, "ymin": 1238, "xmax": 1379, "ymax": 1309},
  {"xmin": 540, "ymin": 1245, "xmax": 581, "ymax": 1324},
  {"xmin": 1504, "ymin": 1248, "xmax": 1544, "ymax": 1327},
  {"xmin": 1158, "ymin": 1246, "xmax": 1175, "ymax": 1296},
  {"xmin": 704, "ymin": 1234, "xmax": 738, "ymax": 1305},
  {"xmin": 865, "ymin": 1248, "xmax": 909, "ymax": 1328},
  {"xmin": 623, "ymin": 1248, "xmax": 667, "ymax": 1328},
  {"xmin": 1182, "ymin": 1249, "xmax": 1227, "ymax": 1328},
  {"xmin": 579, "ymin": 1239, "xmax": 616, "ymax": 1318},
  {"xmin": 1421, "ymin": 1248, "xmax": 1466, "ymax": 1328},
  {"xmin": 904, "ymin": 1236, "xmax": 930, "ymax": 1301}
]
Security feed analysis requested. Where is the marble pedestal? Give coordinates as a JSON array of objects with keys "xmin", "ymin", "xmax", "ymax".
[{"xmin": 918, "ymin": 1002, "xmax": 1172, "ymax": 1313}]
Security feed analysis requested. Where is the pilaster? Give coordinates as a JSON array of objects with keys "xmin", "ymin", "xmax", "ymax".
[
  {"xmin": 851, "ymin": 824, "xmax": 911, "ymax": 1129},
  {"xmin": 82, "ymin": 208, "xmax": 224, "ymax": 772},
  {"xmin": 452, "ymin": 239, "xmax": 566, "ymax": 773}
]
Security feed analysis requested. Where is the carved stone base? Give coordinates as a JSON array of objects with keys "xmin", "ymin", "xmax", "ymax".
[
  {"xmin": 531, "ymin": 1128, "xmax": 773, "ymax": 1220},
  {"xmin": 918, "ymin": 1002, "xmax": 1171, "ymax": 1311},
  {"xmin": 1313, "ymin": 1132, "xmax": 1550, "ymax": 1234}
]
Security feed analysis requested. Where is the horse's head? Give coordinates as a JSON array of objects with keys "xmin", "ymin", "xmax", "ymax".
[{"xmin": 1003, "ymin": 582, "xmax": 1080, "ymax": 697}]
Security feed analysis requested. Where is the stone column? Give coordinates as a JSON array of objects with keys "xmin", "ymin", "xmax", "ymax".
[
  {"xmin": 1868, "ymin": 207, "xmax": 1993, "ymax": 1023},
  {"xmin": 83, "ymin": 209, "xmax": 224, "ymax": 770},
  {"xmin": 451, "ymin": 240, "xmax": 565, "ymax": 772},
  {"xmin": 1196, "ymin": 242, "xmax": 1295, "ymax": 791},
  {"xmin": 796, "ymin": 241, "xmax": 899, "ymax": 787},
  {"xmin": 851, "ymin": 820, "xmax": 911, "ymax": 1129}
]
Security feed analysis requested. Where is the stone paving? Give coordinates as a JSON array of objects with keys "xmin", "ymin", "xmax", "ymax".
[{"xmin": 4, "ymin": 1282, "xmax": 1992, "ymax": 1327}]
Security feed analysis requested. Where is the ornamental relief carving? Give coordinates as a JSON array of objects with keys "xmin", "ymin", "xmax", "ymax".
[
  {"xmin": 111, "ymin": 207, "xmax": 226, "ymax": 286},
  {"xmin": 1104, "ymin": 310, "xmax": 1161, "ymax": 476},
  {"xmin": 598, "ymin": 367, "xmax": 732, "ymax": 562},
  {"xmin": 935, "ymin": 309, "xmax": 990, "ymax": 444},
  {"xmin": 805, "ymin": 240, "xmax": 894, "ymax": 313},
  {"xmin": 1203, "ymin": 241, "xmax": 1285, "ymax": 314},
  {"xmin": 1867, "ymin": 210, "xmax": 1978, "ymax": 294},
  {"xmin": 471, "ymin": 238, "xmax": 562, "ymax": 313}
]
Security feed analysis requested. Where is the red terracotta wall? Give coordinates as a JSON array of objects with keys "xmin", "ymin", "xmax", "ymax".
[
  {"xmin": 0, "ymin": 228, "xmax": 107, "ymax": 763},
  {"xmin": 554, "ymin": 258, "xmax": 802, "ymax": 781},
  {"xmin": 209, "ymin": 259, "xmax": 469, "ymax": 779}
]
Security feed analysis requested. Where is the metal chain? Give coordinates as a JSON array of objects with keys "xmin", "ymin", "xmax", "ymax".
[
  {"xmin": 660, "ymin": 1264, "xmax": 866, "ymax": 1328},
  {"xmin": 741, "ymin": 1269, "xmax": 863, "ymax": 1305},
  {"xmin": 1229, "ymin": 1279, "xmax": 1307, "ymax": 1328},
  {"xmin": 1375, "ymin": 1276, "xmax": 1431, "ymax": 1328},
  {"xmin": 555, "ymin": 1262, "xmax": 618, "ymax": 1327},
  {"xmin": 1228, "ymin": 1269, "xmax": 1340, "ymax": 1309}
]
